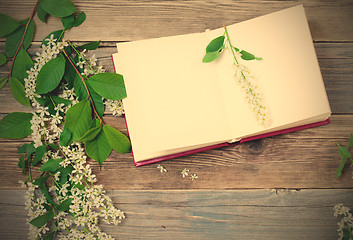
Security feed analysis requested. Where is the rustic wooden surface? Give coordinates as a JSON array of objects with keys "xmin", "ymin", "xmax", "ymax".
[{"xmin": 1, "ymin": 0, "xmax": 353, "ymax": 239}]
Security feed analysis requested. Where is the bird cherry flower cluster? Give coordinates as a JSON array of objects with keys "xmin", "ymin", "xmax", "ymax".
[
  {"xmin": 202, "ymin": 26, "xmax": 271, "ymax": 126},
  {"xmin": 19, "ymin": 36, "xmax": 125, "ymax": 240},
  {"xmin": 334, "ymin": 204, "xmax": 353, "ymax": 240},
  {"xmin": 157, "ymin": 165, "xmax": 198, "ymax": 181}
]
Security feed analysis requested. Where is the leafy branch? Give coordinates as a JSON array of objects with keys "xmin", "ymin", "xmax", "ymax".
[
  {"xmin": 0, "ymin": 0, "xmax": 129, "ymax": 238},
  {"xmin": 8, "ymin": 0, "xmax": 39, "ymax": 78},
  {"xmin": 202, "ymin": 26, "xmax": 270, "ymax": 125},
  {"xmin": 335, "ymin": 133, "xmax": 353, "ymax": 178},
  {"xmin": 62, "ymin": 48, "xmax": 104, "ymax": 125}
]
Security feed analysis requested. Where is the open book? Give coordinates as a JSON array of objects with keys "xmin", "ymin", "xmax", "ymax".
[{"xmin": 112, "ymin": 5, "xmax": 331, "ymax": 166}]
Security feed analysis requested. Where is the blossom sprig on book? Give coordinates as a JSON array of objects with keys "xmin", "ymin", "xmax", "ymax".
[{"xmin": 202, "ymin": 26, "xmax": 271, "ymax": 126}]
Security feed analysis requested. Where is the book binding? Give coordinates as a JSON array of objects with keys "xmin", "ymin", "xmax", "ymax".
[{"xmin": 132, "ymin": 118, "xmax": 330, "ymax": 167}]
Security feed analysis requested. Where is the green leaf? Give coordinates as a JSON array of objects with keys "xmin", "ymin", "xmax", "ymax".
[
  {"xmin": 5, "ymin": 18, "xmax": 34, "ymax": 58},
  {"xmin": 9, "ymin": 77, "xmax": 31, "ymax": 107},
  {"xmin": 26, "ymin": 142, "xmax": 35, "ymax": 159},
  {"xmin": 23, "ymin": 19, "xmax": 34, "ymax": 49},
  {"xmin": 206, "ymin": 36, "xmax": 225, "ymax": 53},
  {"xmin": 41, "ymin": 30, "xmax": 64, "ymax": 47},
  {"xmin": 33, "ymin": 175, "xmax": 49, "ymax": 186},
  {"xmin": 233, "ymin": 46, "xmax": 240, "ymax": 52},
  {"xmin": 338, "ymin": 144, "xmax": 352, "ymax": 159},
  {"xmin": 0, "ymin": 54, "xmax": 6, "ymax": 66},
  {"xmin": 77, "ymin": 125, "xmax": 102, "ymax": 142},
  {"xmin": 40, "ymin": 0, "xmax": 76, "ymax": 17},
  {"xmin": 73, "ymin": 12, "xmax": 86, "ymax": 27},
  {"xmin": 29, "ymin": 210, "xmax": 54, "ymax": 227},
  {"xmin": 88, "ymin": 73, "xmax": 127, "ymax": 100},
  {"xmin": 73, "ymin": 54, "xmax": 84, "ymax": 73},
  {"xmin": 85, "ymin": 119, "xmax": 112, "ymax": 166},
  {"xmin": 32, "ymin": 145, "xmax": 47, "ymax": 166},
  {"xmin": 335, "ymin": 143, "xmax": 352, "ymax": 178},
  {"xmin": 18, "ymin": 143, "xmax": 30, "ymax": 153},
  {"xmin": 40, "ymin": 158, "xmax": 63, "ymax": 172},
  {"xmin": 202, "ymin": 51, "xmax": 219, "ymax": 63},
  {"xmin": 74, "ymin": 183, "xmax": 85, "ymax": 190},
  {"xmin": 348, "ymin": 133, "xmax": 353, "ymax": 148},
  {"xmin": 36, "ymin": 55, "xmax": 65, "ymax": 94},
  {"xmin": 12, "ymin": 49, "xmax": 33, "ymax": 84},
  {"xmin": 35, "ymin": 95, "xmax": 70, "ymax": 116},
  {"xmin": 87, "ymin": 83, "xmax": 104, "ymax": 117},
  {"xmin": 43, "ymin": 231, "xmax": 55, "ymax": 240},
  {"xmin": 59, "ymin": 127, "xmax": 72, "ymax": 146},
  {"xmin": 56, "ymin": 166, "xmax": 73, "ymax": 185},
  {"xmin": 35, "ymin": 96, "xmax": 49, "ymax": 107},
  {"xmin": 0, "ymin": 14, "xmax": 19, "ymax": 37},
  {"xmin": 77, "ymin": 41, "xmax": 101, "ymax": 51},
  {"xmin": 73, "ymin": 73, "xmax": 88, "ymax": 101},
  {"xmin": 41, "ymin": 0, "xmax": 76, "ymax": 17},
  {"xmin": 57, "ymin": 198, "xmax": 72, "ymax": 212},
  {"xmin": 240, "ymin": 50, "xmax": 262, "ymax": 61},
  {"xmin": 42, "ymin": 203, "xmax": 52, "ymax": 212},
  {"xmin": 0, "ymin": 77, "xmax": 8, "ymax": 90},
  {"xmin": 61, "ymin": 14, "xmax": 75, "ymax": 30},
  {"xmin": 64, "ymin": 100, "xmax": 92, "ymax": 143},
  {"xmin": 0, "ymin": 112, "xmax": 33, "ymax": 139},
  {"xmin": 37, "ymin": 1, "xmax": 48, "ymax": 23},
  {"xmin": 40, "ymin": 182, "xmax": 56, "ymax": 205},
  {"xmin": 63, "ymin": 57, "xmax": 76, "ymax": 88},
  {"xmin": 18, "ymin": 155, "xmax": 25, "ymax": 174},
  {"xmin": 103, "ymin": 125, "xmax": 131, "ymax": 153},
  {"xmin": 51, "ymin": 95, "xmax": 71, "ymax": 107},
  {"xmin": 48, "ymin": 143, "xmax": 58, "ymax": 150}
]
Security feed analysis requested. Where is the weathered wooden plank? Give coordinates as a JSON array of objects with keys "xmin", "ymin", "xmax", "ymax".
[
  {"xmin": 0, "ymin": 0, "xmax": 352, "ymax": 42},
  {"xmin": 1, "ymin": 42, "xmax": 353, "ymax": 114},
  {"xmin": 0, "ymin": 115, "xmax": 352, "ymax": 190},
  {"xmin": 0, "ymin": 189, "xmax": 352, "ymax": 239}
]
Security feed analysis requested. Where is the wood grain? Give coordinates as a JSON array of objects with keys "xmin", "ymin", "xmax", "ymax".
[
  {"xmin": 1, "ymin": 115, "xmax": 352, "ymax": 190},
  {"xmin": 0, "ymin": 0, "xmax": 352, "ymax": 42},
  {"xmin": 1, "ymin": 189, "xmax": 352, "ymax": 239},
  {"xmin": 0, "ymin": 0, "xmax": 352, "ymax": 239}
]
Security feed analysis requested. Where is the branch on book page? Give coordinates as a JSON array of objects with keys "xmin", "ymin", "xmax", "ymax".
[{"xmin": 202, "ymin": 26, "xmax": 271, "ymax": 126}]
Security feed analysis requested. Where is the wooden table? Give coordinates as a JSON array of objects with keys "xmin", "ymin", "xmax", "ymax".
[{"xmin": 1, "ymin": 0, "xmax": 353, "ymax": 239}]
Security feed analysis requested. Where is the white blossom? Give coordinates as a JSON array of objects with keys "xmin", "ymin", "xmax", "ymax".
[
  {"xmin": 21, "ymin": 37, "xmax": 125, "ymax": 239},
  {"xmin": 157, "ymin": 164, "xmax": 167, "ymax": 173},
  {"xmin": 181, "ymin": 168, "xmax": 189, "ymax": 178},
  {"xmin": 190, "ymin": 174, "xmax": 198, "ymax": 181}
]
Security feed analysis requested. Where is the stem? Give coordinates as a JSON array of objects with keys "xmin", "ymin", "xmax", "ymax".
[
  {"xmin": 8, "ymin": 0, "xmax": 39, "ymax": 78},
  {"xmin": 224, "ymin": 26, "xmax": 239, "ymax": 65},
  {"xmin": 224, "ymin": 26, "xmax": 247, "ymax": 81},
  {"xmin": 67, "ymin": 40, "xmax": 96, "ymax": 74},
  {"xmin": 49, "ymin": 172, "xmax": 63, "ymax": 189},
  {"xmin": 58, "ymin": 29, "xmax": 66, "ymax": 42},
  {"xmin": 347, "ymin": 223, "xmax": 352, "ymax": 238},
  {"xmin": 27, "ymin": 156, "xmax": 32, "ymax": 181},
  {"xmin": 62, "ymin": 49, "xmax": 104, "ymax": 125}
]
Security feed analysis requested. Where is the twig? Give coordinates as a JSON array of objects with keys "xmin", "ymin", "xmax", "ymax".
[
  {"xmin": 62, "ymin": 49, "xmax": 105, "ymax": 125},
  {"xmin": 8, "ymin": 0, "xmax": 40, "ymax": 77}
]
